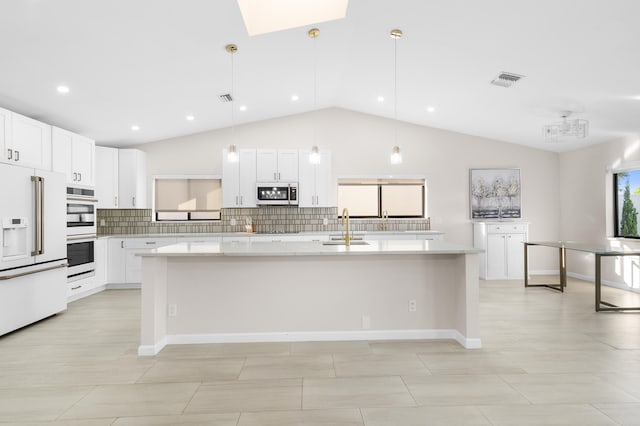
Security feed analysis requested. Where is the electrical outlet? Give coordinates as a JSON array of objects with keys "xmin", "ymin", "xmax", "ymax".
[
  {"xmin": 362, "ymin": 315, "xmax": 371, "ymax": 329},
  {"xmin": 168, "ymin": 304, "xmax": 177, "ymax": 317},
  {"xmin": 408, "ymin": 299, "xmax": 417, "ymax": 312}
]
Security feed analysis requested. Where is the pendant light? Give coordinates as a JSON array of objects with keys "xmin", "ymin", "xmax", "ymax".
[
  {"xmin": 390, "ymin": 28, "xmax": 402, "ymax": 165},
  {"xmin": 308, "ymin": 27, "xmax": 321, "ymax": 164},
  {"xmin": 226, "ymin": 43, "xmax": 239, "ymax": 163}
]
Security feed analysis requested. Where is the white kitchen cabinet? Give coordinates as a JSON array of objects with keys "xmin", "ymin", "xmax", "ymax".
[
  {"xmin": 256, "ymin": 149, "xmax": 298, "ymax": 182},
  {"xmin": 118, "ymin": 149, "xmax": 147, "ymax": 208},
  {"xmin": 8, "ymin": 112, "xmax": 51, "ymax": 170},
  {"xmin": 474, "ymin": 222, "xmax": 528, "ymax": 280},
  {"xmin": 0, "ymin": 107, "xmax": 11, "ymax": 165},
  {"xmin": 222, "ymin": 148, "xmax": 257, "ymax": 207},
  {"xmin": 51, "ymin": 127, "xmax": 95, "ymax": 187},
  {"xmin": 298, "ymin": 150, "xmax": 332, "ymax": 207},
  {"xmin": 107, "ymin": 237, "xmax": 177, "ymax": 284},
  {"xmin": 95, "ymin": 146, "xmax": 119, "ymax": 208}
]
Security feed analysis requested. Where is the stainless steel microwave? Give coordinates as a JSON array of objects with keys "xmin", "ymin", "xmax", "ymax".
[{"xmin": 256, "ymin": 183, "xmax": 298, "ymax": 206}]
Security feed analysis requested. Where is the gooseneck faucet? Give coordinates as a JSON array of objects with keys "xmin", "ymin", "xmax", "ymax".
[{"xmin": 341, "ymin": 208, "xmax": 351, "ymax": 246}]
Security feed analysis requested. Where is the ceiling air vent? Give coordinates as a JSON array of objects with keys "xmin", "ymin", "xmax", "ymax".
[
  {"xmin": 219, "ymin": 93, "xmax": 233, "ymax": 102},
  {"xmin": 490, "ymin": 72, "xmax": 525, "ymax": 88}
]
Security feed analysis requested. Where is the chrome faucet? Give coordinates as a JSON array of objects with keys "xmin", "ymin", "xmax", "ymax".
[
  {"xmin": 380, "ymin": 210, "xmax": 388, "ymax": 231},
  {"xmin": 341, "ymin": 208, "xmax": 351, "ymax": 246}
]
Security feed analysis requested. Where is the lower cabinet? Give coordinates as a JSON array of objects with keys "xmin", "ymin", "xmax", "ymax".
[
  {"xmin": 107, "ymin": 237, "xmax": 178, "ymax": 284},
  {"xmin": 474, "ymin": 222, "xmax": 528, "ymax": 280}
]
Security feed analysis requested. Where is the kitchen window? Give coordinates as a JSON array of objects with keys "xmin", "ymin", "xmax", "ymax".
[
  {"xmin": 337, "ymin": 178, "xmax": 425, "ymax": 218},
  {"xmin": 153, "ymin": 176, "xmax": 222, "ymax": 221}
]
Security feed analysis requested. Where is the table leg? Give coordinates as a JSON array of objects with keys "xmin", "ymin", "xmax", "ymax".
[
  {"xmin": 595, "ymin": 253, "xmax": 601, "ymax": 312},
  {"xmin": 559, "ymin": 246, "xmax": 566, "ymax": 292},
  {"xmin": 524, "ymin": 243, "xmax": 529, "ymax": 287}
]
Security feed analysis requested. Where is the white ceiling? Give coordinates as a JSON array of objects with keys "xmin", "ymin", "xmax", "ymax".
[{"xmin": 1, "ymin": 0, "xmax": 639, "ymax": 152}]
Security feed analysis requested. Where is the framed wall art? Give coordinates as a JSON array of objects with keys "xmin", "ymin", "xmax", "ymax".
[{"xmin": 470, "ymin": 168, "xmax": 521, "ymax": 219}]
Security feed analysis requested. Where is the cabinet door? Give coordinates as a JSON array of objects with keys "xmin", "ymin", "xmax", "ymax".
[
  {"xmin": 238, "ymin": 149, "xmax": 257, "ymax": 207},
  {"xmin": 277, "ymin": 149, "xmax": 298, "ymax": 181},
  {"xmin": 297, "ymin": 150, "xmax": 315, "ymax": 207},
  {"xmin": 107, "ymin": 239, "xmax": 126, "ymax": 283},
  {"xmin": 72, "ymin": 135, "xmax": 95, "ymax": 187},
  {"xmin": 506, "ymin": 233, "xmax": 526, "ymax": 278},
  {"xmin": 256, "ymin": 149, "xmax": 277, "ymax": 181},
  {"xmin": 0, "ymin": 107, "xmax": 12, "ymax": 164},
  {"xmin": 118, "ymin": 149, "xmax": 146, "ymax": 208},
  {"xmin": 95, "ymin": 146, "xmax": 119, "ymax": 208},
  {"xmin": 315, "ymin": 151, "xmax": 332, "ymax": 206},
  {"xmin": 11, "ymin": 112, "xmax": 52, "ymax": 170},
  {"xmin": 51, "ymin": 127, "xmax": 73, "ymax": 183},
  {"xmin": 222, "ymin": 148, "xmax": 240, "ymax": 207},
  {"xmin": 486, "ymin": 233, "xmax": 506, "ymax": 279}
]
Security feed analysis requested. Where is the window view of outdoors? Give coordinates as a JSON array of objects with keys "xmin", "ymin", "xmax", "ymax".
[{"xmin": 615, "ymin": 170, "xmax": 640, "ymax": 238}]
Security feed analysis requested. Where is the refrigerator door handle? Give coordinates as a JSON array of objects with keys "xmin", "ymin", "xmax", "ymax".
[
  {"xmin": 30, "ymin": 176, "xmax": 44, "ymax": 256},
  {"xmin": 0, "ymin": 262, "xmax": 68, "ymax": 280}
]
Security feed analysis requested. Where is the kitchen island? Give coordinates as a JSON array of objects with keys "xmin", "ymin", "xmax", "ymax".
[{"xmin": 137, "ymin": 240, "xmax": 482, "ymax": 355}]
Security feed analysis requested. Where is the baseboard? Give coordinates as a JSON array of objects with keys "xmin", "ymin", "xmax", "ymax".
[
  {"xmin": 106, "ymin": 283, "xmax": 141, "ymax": 290},
  {"xmin": 138, "ymin": 337, "xmax": 167, "ymax": 356},
  {"xmin": 164, "ymin": 329, "xmax": 482, "ymax": 350},
  {"xmin": 567, "ymin": 272, "xmax": 640, "ymax": 294}
]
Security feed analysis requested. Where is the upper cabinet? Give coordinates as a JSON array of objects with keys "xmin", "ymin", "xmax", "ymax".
[
  {"xmin": 51, "ymin": 127, "xmax": 95, "ymax": 187},
  {"xmin": 0, "ymin": 108, "xmax": 11, "ymax": 165},
  {"xmin": 118, "ymin": 149, "xmax": 147, "ymax": 208},
  {"xmin": 95, "ymin": 146, "xmax": 119, "ymax": 209},
  {"xmin": 298, "ymin": 150, "xmax": 333, "ymax": 207},
  {"xmin": 5, "ymin": 112, "xmax": 51, "ymax": 170},
  {"xmin": 223, "ymin": 148, "xmax": 257, "ymax": 207},
  {"xmin": 256, "ymin": 149, "xmax": 298, "ymax": 182}
]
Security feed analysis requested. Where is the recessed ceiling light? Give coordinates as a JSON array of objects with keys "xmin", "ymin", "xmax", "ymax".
[
  {"xmin": 377, "ymin": 96, "xmax": 384, "ymax": 102},
  {"xmin": 131, "ymin": 125, "xmax": 140, "ymax": 131},
  {"xmin": 186, "ymin": 115, "xmax": 195, "ymax": 121},
  {"xmin": 291, "ymin": 95, "xmax": 299, "ymax": 101},
  {"xmin": 427, "ymin": 106, "xmax": 436, "ymax": 113},
  {"xmin": 57, "ymin": 85, "xmax": 70, "ymax": 94},
  {"xmin": 239, "ymin": 105, "xmax": 247, "ymax": 111}
]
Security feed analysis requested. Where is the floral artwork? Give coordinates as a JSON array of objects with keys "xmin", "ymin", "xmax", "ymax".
[{"xmin": 470, "ymin": 169, "xmax": 521, "ymax": 219}]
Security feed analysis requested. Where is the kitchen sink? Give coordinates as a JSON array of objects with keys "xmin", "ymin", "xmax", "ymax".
[{"xmin": 322, "ymin": 240, "xmax": 369, "ymax": 246}]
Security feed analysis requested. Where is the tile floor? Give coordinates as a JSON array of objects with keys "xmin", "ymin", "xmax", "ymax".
[{"xmin": 0, "ymin": 278, "xmax": 639, "ymax": 425}]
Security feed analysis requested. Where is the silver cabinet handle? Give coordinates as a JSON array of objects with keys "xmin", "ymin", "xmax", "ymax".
[
  {"xmin": 114, "ymin": 196, "xmax": 118, "ymax": 207},
  {"xmin": 240, "ymin": 195, "xmax": 243, "ymax": 205},
  {"xmin": 145, "ymin": 241, "xmax": 156, "ymax": 245},
  {"xmin": 278, "ymin": 172, "xmax": 281, "ymax": 180},
  {"xmin": 14, "ymin": 150, "xmax": 19, "ymax": 161},
  {"xmin": 7, "ymin": 148, "xmax": 12, "ymax": 160},
  {"xmin": 71, "ymin": 285, "xmax": 82, "ymax": 290},
  {"xmin": 235, "ymin": 195, "xmax": 239, "ymax": 205},
  {"xmin": 73, "ymin": 172, "xmax": 77, "ymax": 181},
  {"xmin": 274, "ymin": 172, "xmax": 277, "ymax": 180},
  {"xmin": 121, "ymin": 240, "xmax": 124, "ymax": 248},
  {"xmin": 78, "ymin": 172, "xmax": 82, "ymax": 181},
  {"xmin": 132, "ymin": 196, "xmax": 136, "ymax": 207}
]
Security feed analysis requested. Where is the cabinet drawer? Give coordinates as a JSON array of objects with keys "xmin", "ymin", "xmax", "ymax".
[
  {"xmin": 124, "ymin": 237, "xmax": 177, "ymax": 248},
  {"xmin": 487, "ymin": 224, "xmax": 527, "ymax": 233}
]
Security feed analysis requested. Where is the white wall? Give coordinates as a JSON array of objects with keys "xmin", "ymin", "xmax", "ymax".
[
  {"xmin": 135, "ymin": 108, "xmax": 561, "ymax": 270},
  {"xmin": 559, "ymin": 135, "xmax": 640, "ymax": 289}
]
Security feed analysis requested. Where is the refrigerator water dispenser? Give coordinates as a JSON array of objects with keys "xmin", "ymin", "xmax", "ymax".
[{"xmin": 2, "ymin": 217, "xmax": 28, "ymax": 261}]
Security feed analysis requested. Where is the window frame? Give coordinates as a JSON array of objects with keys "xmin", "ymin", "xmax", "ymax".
[
  {"xmin": 613, "ymin": 169, "xmax": 640, "ymax": 239},
  {"xmin": 151, "ymin": 174, "xmax": 223, "ymax": 223}
]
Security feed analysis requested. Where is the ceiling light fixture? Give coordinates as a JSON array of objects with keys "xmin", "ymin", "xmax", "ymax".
[
  {"xmin": 390, "ymin": 28, "xmax": 403, "ymax": 165},
  {"xmin": 427, "ymin": 106, "xmax": 436, "ymax": 113},
  {"xmin": 226, "ymin": 43, "xmax": 239, "ymax": 163},
  {"xmin": 309, "ymin": 27, "xmax": 321, "ymax": 165},
  {"xmin": 543, "ymin": 111, "xmax": 589, "ymax": 141},
  {"xmin": 131, "ymin": 125, "xmax": 140, "ymax": 131},
  {"xmin": 377, "ymin": 96, "xmax": 385, "ymax": 102},
  {"xmin": 237, "ymin": 0, "xmax": 348, "ymax": 36},
  {"xmin": 239, "ymin": 105, "xmax": 247, "ymax": 111},
  {"xmin": 57, "ymin": 85, "xmax": 70, "ymax": 94},
  {"xmin": 291, "ymin": 94, "xmax": 299, "ymax": 101},
  {"xmin": 186, "ymin": 115, "xmax": 195, "ymax": 121}
]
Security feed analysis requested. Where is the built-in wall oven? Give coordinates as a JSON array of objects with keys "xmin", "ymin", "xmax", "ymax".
[{"xmin": 66, "ymin": 187, "xmax": 97, "ymax": 283}]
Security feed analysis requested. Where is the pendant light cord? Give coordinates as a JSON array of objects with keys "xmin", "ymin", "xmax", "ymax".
[{"xmin": 231, "ymin": 50, "xmax": 235, "ymax": 139}]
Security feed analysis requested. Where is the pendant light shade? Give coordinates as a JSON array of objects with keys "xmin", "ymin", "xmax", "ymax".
[
  {"xmin": 309, "ymin": 145, "xmax": 321, "ymax": 164},
  {"xmin": 226, "ymin": 43, "xmax": 239, "ymax": 163},
  {"xmin": 390, "ymin": 29, "xmax": 402, "ymax": 164}
]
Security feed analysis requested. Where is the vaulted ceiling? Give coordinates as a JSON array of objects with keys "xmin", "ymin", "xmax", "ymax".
[{"xmin": 1, "ymin": 0, "xmax": 639, "ymax": 152}]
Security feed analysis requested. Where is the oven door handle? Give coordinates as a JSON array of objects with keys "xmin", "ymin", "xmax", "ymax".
[
  {"xmin": 67, "ymin": 235, "xmax": 98, "ymax": 241},
  {"xmin": 66, "ymin": 197, "xmax": 99, "ymax": 203}
]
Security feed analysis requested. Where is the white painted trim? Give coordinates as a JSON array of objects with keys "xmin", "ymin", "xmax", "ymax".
[
  {"xmin": 138, "ymin": 337, "xmax": 167, "ymax": 356},
  {"xmin": 567, "ymin": 272, "xmax": 640, "ymax": 294},
  {"xmin": 165, "ymin": 329, "xmax": 482, "ymax": 349},
  {"xmin": 106, "ymin": 283, "xmax": 141, "ymax": 290}
]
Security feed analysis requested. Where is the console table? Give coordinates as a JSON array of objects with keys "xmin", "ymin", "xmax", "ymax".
[{"xmin": 524, "ymin": 241, "xmax": 640, "ymax": 312}]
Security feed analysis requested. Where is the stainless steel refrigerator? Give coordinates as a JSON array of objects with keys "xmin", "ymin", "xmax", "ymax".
[{"xmin": 0, "ymin": 163, "xmax": 67, "ymax": 336}]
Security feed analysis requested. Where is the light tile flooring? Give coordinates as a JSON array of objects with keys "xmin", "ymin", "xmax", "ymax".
[{"xmin": 1, "ymin": 278, "xmax": 640, "ymax": 425}]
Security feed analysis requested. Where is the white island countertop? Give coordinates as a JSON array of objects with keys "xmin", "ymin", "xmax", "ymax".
[{"xmin": 138, "ymin": 240, "xmax": 482, "ymax": 257}]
